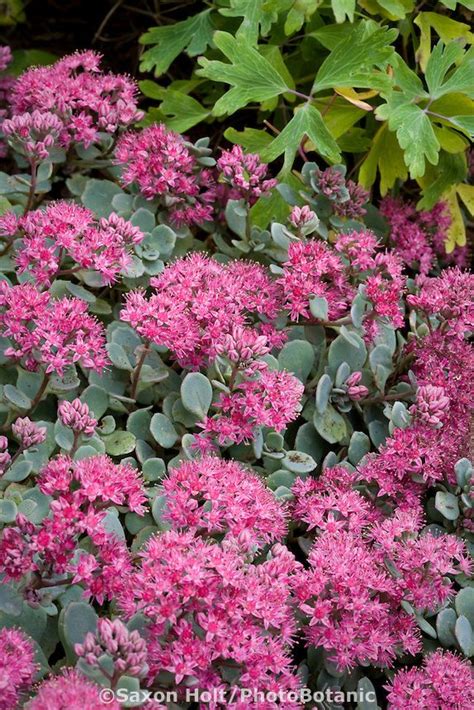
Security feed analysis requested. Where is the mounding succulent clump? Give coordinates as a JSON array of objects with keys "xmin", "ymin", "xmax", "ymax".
[{"xmin": 0, "ymin": 44, "xmax": 472, "ymax": 710}]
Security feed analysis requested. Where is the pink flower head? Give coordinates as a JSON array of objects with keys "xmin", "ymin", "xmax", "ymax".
[
  {"xmin": 10, "ymin": 50, "xmax": 142, "ymax": 148},
  {"xmin": 296, "ymin": 529, "xmax": 421, "ymax": 670},
  {"xmin": 311, "ymin": 165, "xmax": 347, "ymax": 201},
  {"xmin": 334, "ymin": 229, "xmax": 379, "ymax": 271},
  {"xmin": 386, "ymin": 650, "xmax": 474, "ymax": 709},
  {"xmin": 334, "ymin": 180, "xmax": 368, "ymax": 218},
  {"xmin": 0, "ymin": 435, "xmax": 11, "ymax": 474},
  {"xmin": 364, "ymin": 251, "xmax": 405, "ymax": 328},
  {"xmin": 58, "ymin": 398, "xmax": 97, "ymax": 435},
  {"xmin": 289, "ymin": 205, "xmax": 318, "ymax": 229},
  {"xmin": 38, "ymin": 454, "xmax": 147, "ymax": 514},
  {"xmin": 27, "ymin": 669, "xmax": 121, "ymax": 709},
  {"xmin": 121, "ymin": 253, "xmax": 282, "ymax": 369},
  {"xmin": 202, "ymin": 367, "xmax": 303, "ymax": 445},
  {"xmin": 279, "ymin": 239, "xmax": 352, "ymax": 321},
  {"xmin": 162, "ymin": 456, "xmax": 287, "ymax": 548},
  {"xmin": 407, "ymin": 267, "xmax": 474, "ymax": 339},
  {"xmin": 6, "ymin": 201, "xmax": 143, "ymax": 287},
  {"xmin": 115, "ymin": 123, "xmax": 215, "ymax": 225},
  {"xmin": 292, "ymin": 466, "xmax": 375, "ymax": 535},
  {"xmin": 11, "ymin": 417, "xmax": 47, "ymax": 448},
  {"xmin": 75, "ymin": 617, "xmax": 147, "ymax": 678},
  {"xmin": 118, "ymin": 531, "xmax": 300, "ymax": 695},
  {"xmin": 381, "ymin": 196, "xmax": 467, "ymax": 273},
  {"xmin": 345, "ymin": 371, "xmax": 369, "ymax": 400},
  {"xmin": 0, "ymin": 282, "xmax": 108, "ymax": 375},
  {"xmin": 411, "ymin": 384, "xmax": 450, "ymax": 428},
  {"xmin": 0, "ymin": 627, "xmax": 37, "ymax": 710},
  {"xmin": 0, "ymin": 46, "xmax": 12, "ymax": 73},
  {"xmin": 217, "ymin": 145, "xmax": 276, "ymax": 204},
  {"xmin": 2, "ymin": 110, "xmax": 63, "ymax": 161}
]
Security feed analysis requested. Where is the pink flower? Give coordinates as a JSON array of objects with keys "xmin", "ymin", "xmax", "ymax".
[
  {"xmin": 386, "ymin": 650, "xmax": 474, "ymax": 709},
  {"xmin": 4, "ymin": 202, "xmax": 143, "ymax": 287},
  {"xmin": 411, "ymin": 384, "xmax": 450, "ymax": 428},
  {"xmin": 0, "ymin": 282, "xmax": 108, "ymax": 375},
  {"xmin": 38, "ymin": 454, "xmax": 147, "ymax": 514},
  {"xmin": 121, "ymin": 253, "xmax": 282, "ymax": 369},
  {"xmin": 27, "ymin": 669, "xmax": 121, "ymax": 709},
  {"xmin": 0, "ymin": 46, "xmax": 12, "ymax": 73},
  {"xmin": 10, "ymin": 50, "xmax": 142, "ymax": 148},
  {"xmin": 279, "ymin": 240, "xmax": 352, "ymax": 321},
  {"xmin": 118, "ymin": 531, "xmax": 301, "ymax": 698},
  {"xmin": 162, "ymin": 456, "xmax": 287, "ymax": 548},
  {"xmin": 202, "ymin": 367, "xmax": 303, "ymax": 445},
  {"xmin": 0, "ymin": 435, "xmax": 10, "ymax": 475},
  {"xmin": 292, "ymin": 466, "xmax": 375, "ymax": 535},
  {"xmin": 407, "ymin": 267, "xmax": 474, "ymax": 339},
  {"xmin": 58, "ymin": 398, "xmax": 97, "ymax": 435},
  {"xmin": 115, "ymin": 123, "xmax": 215, "ymax": 225},
  {"xmin": 295, "ymin": 529, "xmax": 421, "ymax": 670},
  {"xmin": 11, "ymin": 417, "xmax": 47, "ymax": 448},
  {"xmin": 2, "ymin": 110, "xmax": 63, "ymax": 161},
  {"xmin": 381, "ymin": 196, "xmax": 467, "ymax": 273},
  {"xmin": 364, "ymin": 251, "xmax": 405, "ymax": 328},
  {"xmin": 334, "ymin": 180, "xmax": 368, "ymax": 218},
  {"xmin": 289, "ymin": 205, "xmax": 317, "ymax": 229},
  {"xmin": 345, "ymin": 371, "xmax": 369, "ymax": 400},
  {"xmin": 0, "ymin": 627, "xmax": 37, "ymax": 710},
  {"xmin": 75, "ymin": 618, "xmax": 147, "ymax": 678},
  {"xmin": 217, "ymin": 145, "xmax": 276, "ymax": 204},
  {"xmin": 334, "ymin": 229, "xmax": 379, "ymax": 271}
]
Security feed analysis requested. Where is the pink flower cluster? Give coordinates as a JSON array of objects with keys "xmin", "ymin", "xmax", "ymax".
[
  {"xmin": 0, "ymin": 46, "xmax": 14, "ymax": 159},
  {"xmin": 58, "ymin": 398, "xmax": 97, "ymax": 435},
  {"xmin": 0, "ymin": 454, "xmax": 144, "ymax": 601},
  {"xmin": 1, "ymin": 201, "xmax": 143, "ymax": 286},
  {"xmin": 118, "ymin": 531, "xmax": 301, "ymax": 701},
  {"xmin": 279, "ymin": 240, "xmax": 352, "ymax": 321},
  {"xmin": 279, "ymin": 232, "xmax": 406, "ymax": 330},
  {"xmin": 9, "ymin": 50, "xmax": 142, "ymax": 150},
  {"xmin": 2, "ymin": 110, "xmax": 63, "ymax": 162},
  {"xmin": 115, "ymin": 123, "xmax": 215, "ymax": 225},
  {"xmin": 202, "ymin": 368, "xmax": 303, "ymax": 446},
  {"xmin": 381, "ymin": 196, "xmax": 467, "ymax": 273},
  {"xmin": 38, "ymin": 454, "xmax": 146, "ymax": 513},
  {"xmin": 162, "ymin": 456, "xmax": 287, "ymax": 548},
  {"xmin": 217, "ymin": 144, "xmax": 276, "ymax": 204},
  {"xmin": 0, "ymin": 282, "xmax": 108, "ymax": 374},
  {"xmin": 0, "ymin": 627, "xmax": 37, "ymax": 710},
  {"xmin": 75, "ymin": 617, "xmax": 147, "ymax": 679},
  {"xmin": 11, "ymin": 417, "xmax": 47, "ymax": 448},
  {"xmin": 293, "ymin": 495, "xmax": 469, "ymax": 670},
  {"xmin": 407, "ymin": 267, "xmax": 474, "ymax": 339},
  {"xmin": 360, "ymin": 275, "xmax": 474, "ymax": 506},
  {"xmin": 121, "ymin": 253, "xmax": 282, "ymax": 369},
  {"xmin": 27, "ymin": 669, "xmax": 121, "ymax": 710},
  {"xmin": 386, "ymin": 650, "xmax": 474, "ymax": 709}
]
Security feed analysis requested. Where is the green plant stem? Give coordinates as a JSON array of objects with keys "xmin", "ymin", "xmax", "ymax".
[
  {"xmin": 24, "ymin": 161, "xmax": 38, "ymax": 215},
  {"xmin": 26, "ymin": 372, "xmax": 50, "ymax": 417},
  {"xmin": 130, "ymin": 341, "xmax": 150, "ymax": 401}
]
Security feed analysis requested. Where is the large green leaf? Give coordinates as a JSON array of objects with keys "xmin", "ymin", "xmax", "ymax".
[
  {"xmin": 425, "ymin": 43, "xmax": 474, "ymax": 100},
  {"xmin": 261, "ymin": 103, "xmax": 341, "ymax": 171},
  {"xmin": 197, "ymin": 32, "xmax": 289, "ymax": 116},
  {"xmin": 140, "ymin": 10, "xmax": 215, "ymax": 76},
  {"xmin": 313, "ymin": 22, "xmax": 398, "ymax": 93},
  {"xmin": 219, "ymin": 0, "xmax": 279, "ymax": 44},
  {"xmin": 384, "ymin": 104, "xmax": 440, "ymax": 178}
]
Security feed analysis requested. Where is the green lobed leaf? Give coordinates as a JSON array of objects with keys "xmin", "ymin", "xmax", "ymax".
[
  {"xmin": 197, "ymin": 31, "xmax": 289, "ymax": 117},
  {"xmin": 140, "ymin": 10, "xmax": 215, "ymax": 75}
]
